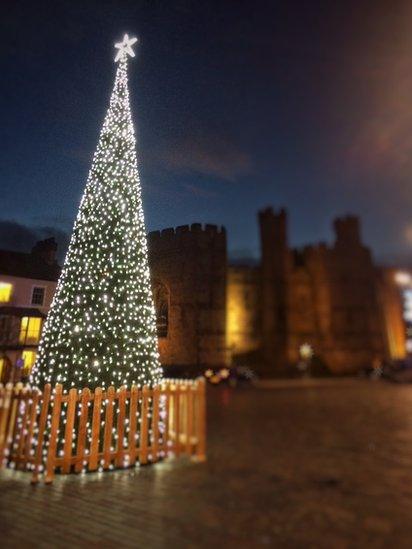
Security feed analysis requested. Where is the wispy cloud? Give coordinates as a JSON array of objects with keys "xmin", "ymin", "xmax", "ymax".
[
  {"xmin": 345, "ymin": 5, "xmax": 412, "ymax": 184},
  {"xmin": 183, "ymin": 183, "xmax": 219, "ymax": 198},
  {"xmin": 157, "ymin": 134, "xmax": 252, "ymax": 182}
]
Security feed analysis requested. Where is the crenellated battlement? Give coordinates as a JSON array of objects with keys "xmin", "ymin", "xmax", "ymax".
[{"xmin": 148, "ymin": 223, "xmax": 226, "ymax": 242}]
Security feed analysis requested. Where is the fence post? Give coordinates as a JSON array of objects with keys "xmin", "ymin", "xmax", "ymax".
[
  {"xmin": 195, "ymin": 378, "xmax": 207, "ymax": 462},
  {"xmin": 45, "ymin": 384, "xmax": 63, "ymax": 484}
]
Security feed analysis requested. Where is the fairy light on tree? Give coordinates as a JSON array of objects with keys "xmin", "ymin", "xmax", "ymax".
[{"xmin": 31, "ymin": 34, "xmax": 162, "ymax": 392}]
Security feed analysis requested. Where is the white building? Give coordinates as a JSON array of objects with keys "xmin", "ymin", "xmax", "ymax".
[{"xmin": 0, "ymin": 238, "xmax": 59, "ymax": 383}]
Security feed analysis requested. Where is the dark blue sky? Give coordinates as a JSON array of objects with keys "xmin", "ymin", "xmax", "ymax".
[{"xmin": 2, "ymin": 0, "xmax": 412, "ymax": 264}]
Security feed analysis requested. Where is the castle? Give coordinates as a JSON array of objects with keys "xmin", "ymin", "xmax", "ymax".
[
  {"xmin": 0, "ymin": 208, "xmax": 408, "ymax": 382},
  {"xmin": 148, "ymin": 208, "xmax": 407, "ymax": 376}
]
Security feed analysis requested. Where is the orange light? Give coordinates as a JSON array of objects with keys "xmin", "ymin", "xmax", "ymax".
[{"xmin": 219, "ymin": 368, "xmax": 230, "ymax": 379}]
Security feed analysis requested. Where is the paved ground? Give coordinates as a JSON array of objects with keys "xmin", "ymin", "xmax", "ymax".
[{"xmin": 2, "ymin": 378, "xmax": 412, "ymax": 548}]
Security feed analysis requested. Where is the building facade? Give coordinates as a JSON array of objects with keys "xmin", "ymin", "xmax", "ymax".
[{"xmin": 0, "ymin": 239, "xmax": 59, "ymax": 382}]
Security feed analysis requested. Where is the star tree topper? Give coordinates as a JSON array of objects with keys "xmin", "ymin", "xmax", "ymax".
[{"xmin": 114, "ymin": 33, "xmax": 138, "ymax": 62}]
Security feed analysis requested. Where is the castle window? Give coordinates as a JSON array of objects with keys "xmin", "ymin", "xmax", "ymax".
[
  {"xmin": 19, "ymin": 317, "xmax": 42, "ymax": 345},
  {"xmin": 31, "ymin": 286, "xmax": 46, "ymax": 306},
  {"xmin": 153, "ymin": 281, "xmax": 169, "ymax": 338},
  {"xmin": 0, "ymin": 282, "xmax": 12, "ymax": 303}
]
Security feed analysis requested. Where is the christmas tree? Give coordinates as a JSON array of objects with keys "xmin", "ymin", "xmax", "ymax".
[{"xmin": 31, "ymin": 34, "xmax": 162, "ymax": 391}]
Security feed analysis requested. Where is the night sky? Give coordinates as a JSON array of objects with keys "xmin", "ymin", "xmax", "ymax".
[{"xmin": 2, "ymin": 0, "xmax": 412, "ymax": 264}]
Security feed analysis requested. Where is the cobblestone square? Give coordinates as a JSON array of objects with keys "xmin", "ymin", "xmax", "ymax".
[{"xmin": 2, "ymin": 379, "xmax": 412, "ymax": 547}]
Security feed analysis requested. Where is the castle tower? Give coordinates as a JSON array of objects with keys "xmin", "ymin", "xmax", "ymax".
[
  {"xmin": 334, "ymin": 216, "xmax": 361, "ymax": 249},
  {"xmin": 148, "ymin": 224, "xmax": 227, "ymax": 373},
  {"xmin": 258, "ymin": 207, "xmax": 290, "ymax": 372}
]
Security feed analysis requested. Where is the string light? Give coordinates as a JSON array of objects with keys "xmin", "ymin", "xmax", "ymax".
[{"xmin": 30, "ymin": 34, "xmax": 162, "ymax": 392}]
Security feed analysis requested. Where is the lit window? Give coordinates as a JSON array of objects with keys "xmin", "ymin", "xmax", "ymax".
[
  {"xmin": 31, "ymin": 287, "xmax": 45, "ymax": 306},
  {"xmin": 0, "ymin": 358, "xmax": 4, "ymax": 381},
  {"xmin": 0, "ymin": 282, "xmax": 12, "ymax": 303},
  {"xmin": 22, "ymin": 351, "xmax": 37, "ymax": 374},
  {"xmin": 19, "ymin": 317, "xmax": 42, "ymax": 345}
]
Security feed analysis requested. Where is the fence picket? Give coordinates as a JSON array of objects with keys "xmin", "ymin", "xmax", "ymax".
[
  {"xmin": 89, "ymin": 387, "xmax": 102, "ymax": 471},
  {"xmin": 8, "ymin": 384, "xmax": 23, "ymax": 461},
  {"xmin": 62, "ymin": 388, "xmax": 77, "ymax": 474},
  {"xmin": 16, "ymin": 387, "xmax": 31, "ymax": 468},
  {"xmin": 115, "ymin": 386, "xmax": 126, "ymax": 468},
  {"xmin": 186, "ymin": 385, "xmax": 194, "ymax": 455},
  {"xmin": 103, "ymin": 386, "xmax": 115, "ymax": 470},
  {"xmin": 31, "ymin": 384, "xmax": 51, "ymax": 484},
  {"xmin": 151, "ymin": 385, "xmax": 160, "ymax": 462},
  {"xmin": 128, "ymin": 385, "xmax": 138, "ymax": 466},
  {"xmin": 24, "ymin": 390, "xmax": 39, "ymax": 469},
  {"xmin": 174, "ymin": 384, "xmax": 181, "ymax": 457},
  {"xmin": 140, "ymin": 385, "xmax": 149, "ymax": 464},
  {"xmin": 45, "ymin": 384, "xmax": 62, "ymax": 483},
  {"xmin": 196, "ymin": 378, "xmax": 207, "ymax": 461},
  {"xmin": 162, "ymin": 383, "xmax": 170, "ymax": 456},
  {"xmin": 75, "ymin": 388, "xmax": 90, "ymax": 473},
  {"xmin": 0, "ymin": 384, "xmax": 13, "ymax": 464}
]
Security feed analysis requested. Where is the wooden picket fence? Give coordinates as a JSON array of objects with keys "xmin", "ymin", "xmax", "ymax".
[{"xmin": 0, "ymin": 378, "xmax": 206, "ymax": 484}]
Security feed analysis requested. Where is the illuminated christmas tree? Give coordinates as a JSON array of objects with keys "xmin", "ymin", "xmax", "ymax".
[{"xmin": 31, "ymin": 34, "xmax": 162, "ymax": 391}]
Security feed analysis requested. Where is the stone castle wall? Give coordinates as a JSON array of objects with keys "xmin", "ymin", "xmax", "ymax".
[
  {"xmin": 148, "ymin": 210, "xmax": 397, "ymax": 376},
  {"xmin": 148, "ymin": 224, "xmax": 227, "ymax": 374}
]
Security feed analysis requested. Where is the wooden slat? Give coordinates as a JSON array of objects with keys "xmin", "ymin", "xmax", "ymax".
[
  {"xmin": 115, "ymin": 386, "xmax": 126, "ymax": 467},
  {"xmin": 45, "ymin": 384, "xmax": 63, "ymax": 484},
  {"xmin": 195, "ymin": 378, "xmax": 207, "ymax": 461},
  {"xmin": 16, "ymin": 389, "xmax": 31, "ymax": 468},
  {"xmin": 174, "ymin": 384, "xmax": 181, "ymax": 457},
  {"xmin": 7, "ymin": 384, "xmax": 23, "ymax": 461},
  {"xmin": 62, "ymin": 388, "xmax": 77, "ymax": 474},
  {"xmin": 161, "ymin": 384, "xmax": 170, "ymax": 455},
  {"xmin": 151, "ymin": 385, "xmax": 160, "ymax": 462},
  {"xmin": 186, "ymin": 385, "xmax": 194, "ymax": 456},
  {"xmin": 31, "ymin": 384, "xmax": 51, "ymax": 484},
  {"xmin": 75, "ymin": 388, "xmax": 90, "ymax": 473},
  {"xmin": 89, "ymin": 387, "xmax": 102, "ymax": 471},
  {"xmin": 103, "ymin": 386, "xmax": 115, "ymax": 470},
  {"xmin": 24, "ymin": 390, "xmax": 40, "ymax": 469},
  {"xmin": 0, "ymin": 384, "xmax": 13, "ymax": 465},
  {"xmin": 139, "ymin": 385, "xmax": 149, "ymax": 464},
  {"xmin": 128, "ymin": 385, "xmax": 138, "ymax": 466}
]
